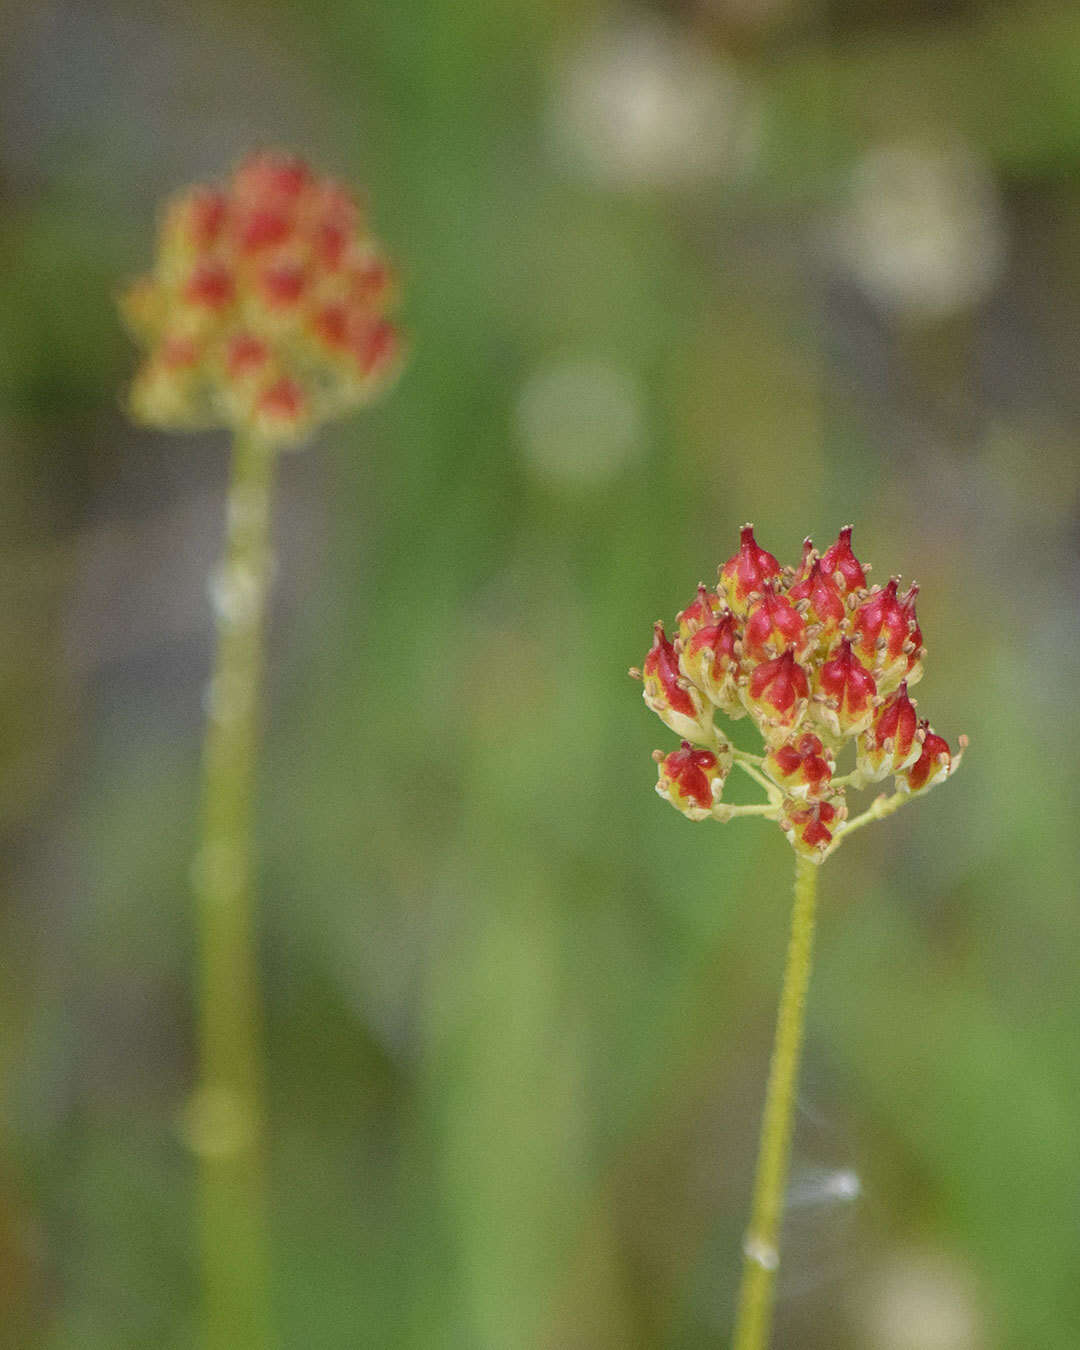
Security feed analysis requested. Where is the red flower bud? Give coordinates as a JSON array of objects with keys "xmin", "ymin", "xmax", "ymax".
[
  {"xmin": 765, "ymin": 733, "xmax": 834, "ymax": 800},
  {"xmin": 813, "ymin": 637, "xmax": 877, "ymax": 737},
  {"xmin": 655, "ymin": 741, "xmax": 731, "ymax": 820},
  {"xmin": 788, "ymin": 557, "xmax": 846, "ymax": 651},
  {"xmin": 900, "ymin": 583, "xmax": 925, "ymax": 686},
  {"xmin": 779, "ymin": 793, "xmax": 846, "ymax": 862},
  {"xmin": 640, "ymin": 622, "xmax": 709, "ymax": 741},
  {"xmin": 741, "ymin": 649, "xmax": 809, "ymax": 740},
  {"xmin": 857, "ymin": 682, "xmax": 920, "ymax": 781},
  {"xmin": 183, "ymin": 188, "xmax": 228, "ymax": 251},
  {"xmin": 742, "ymin": 585, "xmax": 807, "ymax": 663},
  {"xmin": 680, "ymin": 611, "xmax": 742, "ymax": 716},
  {"xmin": 351, "ymin": 256, "xmax": 393, "ymax": 304},
  {"xmin": 184, "ymin": 261, "xmax": 234, "ymax": 311},
  {"xmin": 350, "ymin": 317, "xmax": 397, "ymax": 379},
  {"xmin": 850, "ymin": 577, "xmax": 911, "ymax": 689},
  {"xmin": 224, "ymin": 332, "xmax": 270, "ymax": 380},
  {"xmin": 676, "ymin": 584, "xmax": 722, "ymax": 641},
  {"xmin": 719, "ymin": 524, "xmax": 781, "ymax": 615},
  {"xmin": 259, "ymin": 261, "xmax": 307, "ymax": 309},
  {"xmin": 820, "ymin": 525, "xmax": 866, "ymax": 595},
  {"xmin": 253, "ymin": 376, "xmax": 308, "ymax": 441},
  {"xmin": 901, "ymin": 722, "xmax": 964, "ymax": 794}
]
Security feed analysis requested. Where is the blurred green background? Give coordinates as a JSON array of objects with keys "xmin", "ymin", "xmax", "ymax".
[{"xmin": 3, "ymin": 1, "xmax": 1080, "ymax": 1346}]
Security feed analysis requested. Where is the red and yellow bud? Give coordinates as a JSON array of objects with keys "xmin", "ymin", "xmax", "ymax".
[
  {"xmin": 779, "ymin": 793, "xmax": 847, "ymax": 863},
  {"xmin": 641, "ymin": 622, "xmax": 710, "ymax": 741},
  {"xmin": 899, "ymin": 722, "xmax": 964, "ymax": 795},
  {"xmin": 820, "ymin": 525, "xmax": 866, "ymax": 595},
  {"xmin": 655, "ymin": 741, "xmax": 732, "ymax": 820},
  {"xmin": 899, "ymin": 583, "xmax": 925, "ymax": 686},
  {"xmin": 856, "ymin": 682, "xmax": 920, "ymax": 781},
  {"xmin": 765, "ymin": 733, "xmax": 834, "ymax": 800},
  {"xmin": 252, "ymin": 375, "xmax": 310, "ymax": 443},
  {"xmin": 740, "ymin": 649, "xmax": 809, "ymax": 741},
  {"xmin": 184, "ymin": 260, "xmax": 235, "ymax": 313},
  {"xmin": 676, "ymin": 584, "xmax": 722, "ymax": 641},
  {"xmin": 812, "ymin": 637, "xmax": 877, "ymax": 738},
  {"xmin": 742, "ymin": 585, "xmax": 807, "ymax": 663},
  {"xmin": 680, "ymin": 612, "xmax": 743, "ymax": 716},
  {"xmin": 719, "ymin": 524, "xmax": 781, "ymax": 615},
  {"xmin": 850, "ymin": 578, "xmax": 920, "ymax": 693},
  {"xmin": 787, "ymin": 559, "xmax": 846, "ymax": 666}
]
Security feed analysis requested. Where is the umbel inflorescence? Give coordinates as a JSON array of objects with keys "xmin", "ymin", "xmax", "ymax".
[
  {"xmin": 120, "ymin": 150, "xmax": 401, "ymax": 446},
  {"xmin": 632, "ymin": 526, "xmax": 965, "ymax": 862}
]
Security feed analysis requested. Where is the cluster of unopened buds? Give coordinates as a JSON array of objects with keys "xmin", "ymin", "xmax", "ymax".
[
  {"xmin": 120, "ymin": 150, "xmax": 402, "ymax": 445},
  {"xmin": 632, "ymin": 526, "xmax": 965, "ymax": 862}
]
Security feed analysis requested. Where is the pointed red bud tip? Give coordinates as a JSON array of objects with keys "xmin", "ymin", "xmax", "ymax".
[
  {"xmin": 642, "ymin": 622, "xmax": 707, "ymax": 739},
  {"xmin": 743, "ymin": 586, "xmax": 807, "ymax": 663},
  {"xmin": 655, "ymin": 741, "xmax": 730, "ymax": 820},
  {"xmin": 719, "ymin": 524, "xmax": 781, "ymax": 614},
  {"xmin": 816, "ymin": 638, "xmax": 877, "ymax": 736},
  {"xmin": 779, "ymin": 793, "xmax": 846, "ymax": 862},
  {"xmin": 765, "ymin": 733, "xmax": 833, "ymax": 800},
  {"xmin": 676, "ymin": 584, "xmax": 721, "ymax": 641},
  {"xmin": 857, "ymin": 682, "xmax": 920, "ymax": 781},
  {"xmin": 680, "ymin": 612, "xmax": 742, "ymax": 715},
  {"xmin": 820, "ymin": 525, "xmax": 866, "ymax": 595},
  {"xmin": 743, "ymin": 649, "xmax": 810, "ymax": 738},
  {"xmin": 184, "ymin": 261, "xmax": 234, "ymax": 310},
  {"xmin": 902, "ymin": 721, "xmax": 962, "ymax": 794},
  {"xmin": 787, "ymin": 558, "xmax": 846, "ymax": 634}
]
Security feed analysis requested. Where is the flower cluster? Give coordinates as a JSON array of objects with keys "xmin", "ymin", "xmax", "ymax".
[
  {"xmin": 120, "ymin": 150, "xmax": 402, "ymax": 446},
  {"xmin": 633, "ymin": 526, "xmax": 964, "ymax": 862}
]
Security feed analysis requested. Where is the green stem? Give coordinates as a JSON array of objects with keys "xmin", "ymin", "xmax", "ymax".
[
  {"xmin": 731, "ymin": 855, "xmax": 820, "ymax": 1350},
  {"xmin": 835, "ymin": 789, "xmax": 906, "ymax": 843},
  {"xmin": 189, "ymin": 428, "xmax": 275, "ymax": 1350}
]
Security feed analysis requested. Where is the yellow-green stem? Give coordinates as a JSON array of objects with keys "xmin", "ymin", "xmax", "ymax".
[
  {"xmin": 190, "ymin": 428, "xmax": 275, "ymax": 1350},
  {"xmin": 731, "ymin": 855, "xmax": 820, "ymax": 1350}
]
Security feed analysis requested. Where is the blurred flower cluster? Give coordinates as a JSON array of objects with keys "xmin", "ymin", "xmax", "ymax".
[
  {"xmin": 634, "ymin": 526, "xmax": 964, "ymax": 861},
  {"xmin": 121, "ymin": 150, "xmax": 401, "ymax": 445}
]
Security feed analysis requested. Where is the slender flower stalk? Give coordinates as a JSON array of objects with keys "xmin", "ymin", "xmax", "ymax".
[
  {"xmin": 732, "ymin": 856, "xmax": 818, "ymax": 1350},
  {"xmin": 632, "ymin": 525, "xmax": 965, "ymax": 1349},
  {"xmin": 120, "ymin": 150, "xmax": 403, "ymax": 1349},
  {"xmin": 189, "ymin": 428, "xmax": 275, "ymax": 1349}
]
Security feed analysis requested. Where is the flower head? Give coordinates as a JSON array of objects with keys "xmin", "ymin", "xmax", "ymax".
[
  {"xmin": 634, "ymin": 525, "xmax": 964, "ymax": 862},
  {"xmin": 120, "ymin": 150, "xmax": 403, "ymax": 446}
]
